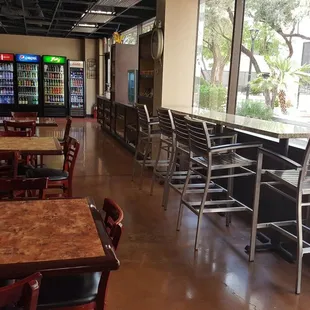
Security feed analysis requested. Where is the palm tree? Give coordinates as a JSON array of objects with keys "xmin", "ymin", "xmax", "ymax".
[{"xmin": 251, "ymin": 56, "xmax": 310, "ymax": 113}]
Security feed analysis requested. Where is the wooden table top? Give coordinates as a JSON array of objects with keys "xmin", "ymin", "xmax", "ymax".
[
  {"xmin": 163, "ymin": 106, "xmax": 310, "ymax": 140},
  {"xmin": 0, "ymin": 137, "xmax": 62, "ymax": 155},
  {"xmin": 0, "ymin": 198, "xmax": 119, "ymax": 279},
  {"xmin": 0, "ymin": 117, "xmax": 58, "ymax": 127}
]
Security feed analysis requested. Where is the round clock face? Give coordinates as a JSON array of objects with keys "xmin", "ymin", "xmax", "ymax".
[{"xmin": 151, "ymin": 28, "xmax": 163, "ymax": 60}]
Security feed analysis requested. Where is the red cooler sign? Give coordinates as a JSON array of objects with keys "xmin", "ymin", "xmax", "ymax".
[{"xmin": 0, "ymin": 53, "xmax": 14, "ymax": 61}]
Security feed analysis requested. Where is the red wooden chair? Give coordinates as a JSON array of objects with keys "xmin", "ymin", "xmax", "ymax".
[
  {"xmin": 3, "ymin": 120, "xmax": 36, "ymax": 137},
  {"xmin": 37, "ymin": 199, "xmax": 124, "ymax": 310},
  {"xmin": 0, "ymin": 151, "xmax": 19, "ymax": 178},
  {"xmin": 0, "ymin": 131, "xmax": 30, "ymax": 137},
  {"xmin": 11, "ymin": 112, "xmax": 38, "ymax": 119},
  {"xmin": 0, "ymin": 272, "xmax": 42, "ymax": 310},
  {"xmin": 26, "ymin": 137, "xmax": 80, "ymax": 198},
  {"xmin": 0, "ymin": 178, "xmax": 48, "ymax": 200},
  {"xmin": 58, "ymin": 116, "xmax": 72, "ymax": 145}
]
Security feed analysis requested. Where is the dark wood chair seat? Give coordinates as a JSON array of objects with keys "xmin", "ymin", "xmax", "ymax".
[
  {"xmin": 38, "ymin": 273, "xmax": 101, "ymax": 308},
  {"xmin": 26, "ymin": 168, "xmax": 69, "ymax": 181}
]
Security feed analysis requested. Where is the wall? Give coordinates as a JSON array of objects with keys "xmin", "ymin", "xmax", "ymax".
[
  {"xmin": 84, "ymin": 38, "xmax": 97, "ymax": 115},
  {"xmin": 115, "ymin": 43, "xmax": 139, "ymax": 104},
  {"xmin": 161, "ymin": 0, "xmax": 199, "ymax": 110},
  {"xmin": 0, "ymin": 34, "xmax": 83, "ymax": 60}
]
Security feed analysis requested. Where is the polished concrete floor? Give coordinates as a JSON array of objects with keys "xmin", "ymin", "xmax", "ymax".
[{"xmin": 40, "ymin": 119, "xmax": 310, "ymax": 310}]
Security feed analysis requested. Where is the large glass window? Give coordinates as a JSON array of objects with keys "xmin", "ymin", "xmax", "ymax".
[
  {"xmin": 236, "ymin": 0, "xmax": 310, "ymax": 122},
  {"xmin": 194, "ymin": 0, "xmax": 235, "ymax": 112},
  {"xmin": 122, "ymin": 26, "xmax": 138, "ymax": 45}
]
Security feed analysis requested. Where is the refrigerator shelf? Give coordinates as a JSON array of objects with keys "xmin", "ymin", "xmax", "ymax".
[
  {"xmin": 0, "ymin": 85, "xmax": 14, "ymax": 87},
  {"xmin": 18, "ymin": 77, "xmax": 37, "ymax": 79},
  {"xmin": 45, "ymin": 94, "xmax": 64, "ymax": 96},
  {"xmin": 0, "ymin": 70, "xmax": 13, "ymax": 72},
  {"xmin": 45, "ymin": 102, "xmax": 65, "ymax": 105},
  {"xmin": 0, "ymin": 94, "xmax": 13, "ymax": 95},
  {"xmin": 18, "ymin": 94, "xmax": 38, "ymax": 96},
  {"xmin": 44, "ymin": 70, "xmax": 63, "ymax": 73}
]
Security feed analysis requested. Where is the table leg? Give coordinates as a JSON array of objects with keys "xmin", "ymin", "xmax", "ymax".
[{"xmin": 279, "ymin": 138, "xmax": 289, "ymax": 156}]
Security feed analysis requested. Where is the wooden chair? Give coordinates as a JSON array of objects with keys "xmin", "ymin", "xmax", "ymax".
[
  {"xmin": 0, "ymin": 151, "xmax": 19, "ymax": 178},
  {"xmin": 0, "ymin": 130, "xmax": 30, "ymax": 137},
  {"xmin": 26, "ymin": 137, "xmax": 80, "ymax": 198},
  {"xmin": 0, "ymin": 272, "xmax": 42, "ymax": 310},
  {"xmin": 38, "ymin": 199, "xmax": 123, "ymax": 310},
  {"xmin": 11, "ymin": 112, "xmax": 38, "ymax": 119},
  {"xmin": 58, "ymin": 116, "xmax": 72, "ymax": 144},
  {"xmin": 3, "ymin": 120, "xmax": 36, "ymax": 137},
  {"xmin": 0, "ymin": 178, "xmax": 48, "ymax": 200}
]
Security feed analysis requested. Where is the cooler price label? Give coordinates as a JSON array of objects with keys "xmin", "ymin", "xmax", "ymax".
[{"xmin": 0, "ymin": 53, "xmax": 14, "ymax": 61}]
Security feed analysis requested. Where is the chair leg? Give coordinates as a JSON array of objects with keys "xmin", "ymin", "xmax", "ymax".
[
  {"xmin": 295, "ymin": 194, "xmax": 303, "ymax": 294},
  {"xmin": 139, "ymin": 139, "xmax": 151, "ymax": 190},
  {"xmin": 249, "ymin": 151, "xmax": 263, "ymax": 262},
  {"xmin": 177, "ymin": 165, "xmax": 192, "ymax": 231},
  {"xmin": 162, "ymin": 146, "xmax": 177, "ymax": 210},
  {"xmin": 194, "ymin": 168, "xmax": 211, "ymax": 251},
  {"xmin": 150, "ymin": 139, "xmax": 163, "ymax": 195},
  {"xmin": 132, "ymin": 138, "xmax": 140, "ymax": 182}
]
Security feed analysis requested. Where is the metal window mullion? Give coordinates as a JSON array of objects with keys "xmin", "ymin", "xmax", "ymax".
[{"xmin": 227, "ymin": 0, "xmax": 246, "ymax": 114}]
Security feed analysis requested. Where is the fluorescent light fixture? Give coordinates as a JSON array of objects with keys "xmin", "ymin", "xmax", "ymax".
[
  {"xmin": 89, "ymin": 10, "xmax": 115, "ymax": 15},
  {"xmin": 77, "ymin": 23, "xmax": 97, "ymax": 28}
]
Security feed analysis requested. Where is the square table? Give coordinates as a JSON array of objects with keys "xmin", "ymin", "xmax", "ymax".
[
  {"xmin": 0, "ymin": 137, "xmax": 62, "ymax": 155},
  {"xmin": 0, "ymin": 197, "xmax": 119, "ymax": 279},
  {"xmin": 0, "ymin": 117, "xmax": 58, "ymax": 127}
]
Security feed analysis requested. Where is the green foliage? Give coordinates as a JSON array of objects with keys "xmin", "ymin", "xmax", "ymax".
[
  {"xmin": 237, "ymin": 100, "xmax": 273, "ymax": 120},
  {"xmin": 199, "ymin": 81, "xmax": 227, "ymax": 112}
]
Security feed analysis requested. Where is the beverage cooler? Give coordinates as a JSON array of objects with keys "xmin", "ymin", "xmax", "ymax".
[
  {"xmin": 0, "ymin": 53, "xmax": 15, "ymax": 116},
  {"xmin": 42, "ymin": 55, "xmax": 67, "ymax": 117},
  {"xmin": 68, "ymin": 60, "xmax": 85, "ymax": 117},
  {"xmin": 16, "ymin": 54, "xmax": 40, "ymax": 114}
]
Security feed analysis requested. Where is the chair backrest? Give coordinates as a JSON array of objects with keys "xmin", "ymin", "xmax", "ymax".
[
  {"xmin": 0, "ymin": 178, "xmax": 48, "ymax": 200},
  {"xmin": 63, "ymin": 137, "xmax": 80, "ymax": 178},
  {"xmin": 3, "ymin": 120, "xmax": 36, "ymax": 137},
  {"xmin": 184, "ymin": 115, "xmax": 212, "ymax": 156},
  {"xmin": 298, "ymin": 139, "xmax": 310, "ymax": 187},
  {"xmin": 0, "ymin": 151, "xmax": 19, "ymax": 178},
  {"xmin": 11, "ymin": 112, "xmax": 38, "ymax": 119},
  {"xmin": 171, "ymin": 111, "xmax": 189, "ymax": 146},
  {"xmin": 157, "ymin": 108, "xmax": 174, "ymax": 138},
  {"xmin": 136, "ymin": 104, "xmax": 151, "ymax": 133},
  {"xmin": 0, "ymin": 272, "xmax": 41, "ymax": 310},
  {"xmin": 102, "ymin": 198, "xmax": 124, "ymax": 250},
  {"xmin": 0, "ymin": 130, "xmax": 30, "ymax": 137},
  {"xmin": 63, "ymin": 116, "xmax": 72, "ymax": 141}
]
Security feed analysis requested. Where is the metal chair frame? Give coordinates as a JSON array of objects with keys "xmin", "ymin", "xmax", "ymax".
[
  {"xmin": 132, "ymin": 104, "xmax": 160, "ymax": 189},
  {"xmin": 179, "ymin": 116, "xmax": 261, "ymax": 250},
  {"xmin": 249, "ymin": 143, "xmax": 310, "ymax": 294}
]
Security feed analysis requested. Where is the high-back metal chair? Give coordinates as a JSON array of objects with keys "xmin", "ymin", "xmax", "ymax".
[
  {"xmin": 132, "ymin": 104, "xmax": 160, "ymax": 189},
  {"xmin": 0, "ymin": 272, "xmax": 42, "ymax": 310},
  {"xmin": 150, "ymin": 108, "xmax": 176, "ymax": 196},
  {"xmin": 249, "ymin": 140, "xmax": 310, "ymax": 294},
  {"xmin": 179, "ymin": 116, "xmax": 261, "ymax": 250}
]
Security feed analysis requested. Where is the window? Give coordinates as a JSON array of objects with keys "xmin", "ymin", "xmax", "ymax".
[
  {"xmin": 236, "ymin": 0, "xmax": 310, "ymax": 123},
  {"xmin": 122, "ymin": 26, "xmax": 138, "ymax": 45},
  {"xmin": 194, "ymin": 0, "xmax": 235, "ymax": 112},
  {"xmin": 142, "ymin": 17, "xmax": 155, "ymax": 34}
]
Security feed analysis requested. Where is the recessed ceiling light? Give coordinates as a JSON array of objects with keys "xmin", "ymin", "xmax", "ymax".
[
  {"xmin": 89, "ymin": 10, "xmax": 115, "ymax": 15},
  {"xmin": 77, "ymin": 23, "xmax": 98, "ymax": 28}
]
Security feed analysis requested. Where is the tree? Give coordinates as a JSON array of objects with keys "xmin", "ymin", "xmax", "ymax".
[{"xmin": 251, "ymin": 57, "xmax": 310, "ymax": 111}]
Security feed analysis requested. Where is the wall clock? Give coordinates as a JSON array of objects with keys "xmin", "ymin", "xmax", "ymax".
[{"xmin": 151, "ymin": 20, "xmax": 164, "ymax": 61}]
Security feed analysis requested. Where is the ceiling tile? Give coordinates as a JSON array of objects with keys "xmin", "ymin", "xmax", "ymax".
[{"xmin": 96, "ymin": 0, "xmax": 141, "ymax": 8}]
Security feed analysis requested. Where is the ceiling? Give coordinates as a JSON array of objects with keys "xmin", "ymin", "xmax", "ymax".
[{"xmin": 0, "ymin": 0, "xmax": 157, "ymax": 38}]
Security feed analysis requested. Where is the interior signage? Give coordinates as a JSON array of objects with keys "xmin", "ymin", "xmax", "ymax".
[
  {"xmin": 16, "ymin": 54, "xmax": 40, "ymax": 63},
  {"xmin": 0, "ymin": 53, "xmax": 14, "ymax": 62},
  {"xmin": 43, "ymin": 55, "xmax": 66, "ymax": 64},
  {"xmin": 70, "ymin": 61, "xmax": 83, "ymax": 68}
]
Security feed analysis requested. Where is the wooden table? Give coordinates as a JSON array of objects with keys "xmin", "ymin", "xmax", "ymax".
[
  {"xmin": 0, "ymin": 197, "xmax": 119, "ymax": 279},
  {"xmin": 0, "ymin": 117, "xmax": 58, "ymax": 127},
  {"xmin": 164, "ymin": 106, "xmax": 310, "ymax": 155},
  {"xmin": 0, "ymin": 137, "xmax": 62, "ymax": 155}
]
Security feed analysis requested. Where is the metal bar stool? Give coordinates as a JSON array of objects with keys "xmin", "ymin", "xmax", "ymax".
[
  {"xmin": 249, "ymin": 143, "xmax": 310, "ymax": 294},
  {"xmin": 132, "ymin": 104, "xmax": 160, "ymax": 189},
  {"xmin": 162, "ymin": 111, "xmax": 237, "ymax": 210},
  {"xmin": 179, "ymin": 116, "xmax": 261, "ymax": 250}
]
